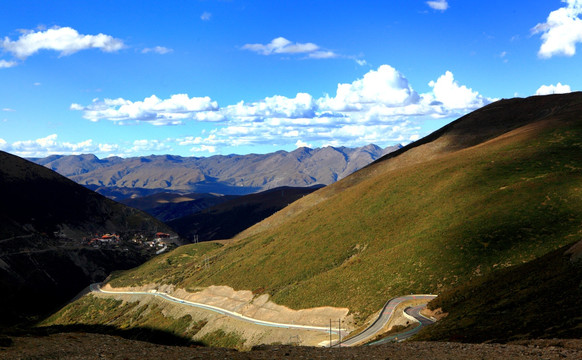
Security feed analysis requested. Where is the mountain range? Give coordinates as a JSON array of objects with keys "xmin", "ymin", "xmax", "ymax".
[{"xmin": 29, "ymin": 144, "xmax": 401, "ymax": 199}]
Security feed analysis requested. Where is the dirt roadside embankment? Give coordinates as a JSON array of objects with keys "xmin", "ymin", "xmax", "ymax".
[{"xmin": 100, "ymin": 283, "xmax": 354, "ymax": 329}]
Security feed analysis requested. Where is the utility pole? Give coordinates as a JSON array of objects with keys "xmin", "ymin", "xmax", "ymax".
[
  {"xmin": 329, "ymin": 319, "xmax": 332, "ymax": 348},
  {"xmin": 338, "ymin": 319, "xmax": 342, "ymax": 347}
]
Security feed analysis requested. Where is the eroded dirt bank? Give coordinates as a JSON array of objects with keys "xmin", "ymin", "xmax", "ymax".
[{"xmin": 101, "ymin": 284, "xmax": 353, "ymax": 329}]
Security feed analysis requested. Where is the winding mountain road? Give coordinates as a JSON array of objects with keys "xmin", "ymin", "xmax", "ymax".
[
  {"xmin": 338, "ymin": 294, "xmax": 437, "ymax": 346},
  {"xmin": 367, "ymin": 304, "xmax": 436, "ymax": 345},
  {"xmin": 90, "ymin": 284, "xmax": 436, "ymax": 346}
]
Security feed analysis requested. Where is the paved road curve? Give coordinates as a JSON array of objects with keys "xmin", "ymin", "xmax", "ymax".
[
  {"xmin": 367, "ymin": 304, "xmax": 436, "ymax": 345},
  {"xmin": 339, "ymin": 294, "xmax": 437, "ymax": 347},
  {"xmin": 90, "ymin": 283, "xmax": 343, "ymax": 334}
]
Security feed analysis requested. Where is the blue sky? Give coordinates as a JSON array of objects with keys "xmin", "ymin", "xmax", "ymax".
[{"xmin": 0, "ymin": 0, "xmax": 580, "ymax": 158}]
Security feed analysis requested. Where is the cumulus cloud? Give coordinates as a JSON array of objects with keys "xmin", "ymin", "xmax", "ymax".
[
  {"xmin": 535, "ymin": 82, "xmax": 572, "ymax": 95},
  {"xmin": 142, "ymin": 46, "xmax": 173, "ymax": 54},
  {"xmin": 71, "ymin": 94, "xmax": 221, "ymax": 125},
  {"xmin": 242, "ymin": 37, "xmax": 337, "ymax": 58},
  {"xmin": 0, "ymin": 59, "xmax": 17, "ymax": 68},
  {"xmin": 71, "ymin": 65, "xmax": 492, "ymax": 155},
  {"xmin": 201, "ymin": 12, "xmax": 212, "ymax": 21},
  {"xmin": 308, "ymin": 51, "xmax": 338, "ymax": 59},
  {"xmin": 131, "ymin": 139, "xmax": 172, "ymax": 153},
  {"xmin": 355, "ymin": 59, "xmax": 367, "ymax": 66},
  {"xmin": 427, "ymin": 71, "xmax": 490, "ymax": 110},
  {"xmin": 532, "ymin": 0, "xmax": 582, "ymax": 58},
  {"xmin": 191, "ymin": 145, "xmax": 216, "ymax": 153},
  {"xmin": 295, "ymin": 140, "xmax": 312, "ymax": 148},
  {"xmin": 319, "ymin": 65, "xmax": 420, "ymax": 112},
  {"xmin": 243, "ymin": 37, "xmax": 318, "ymax": 55},
  {"xmin": 2, "ymin": 26, "xmax": 124, "ymax": 59},
  {"xmin": 0, "ymin": 134, "xmax": 120, "ymax": 157},
  {"xmin": 223, "ymin": 93, "xmax": 317, "ymax": 120},
  {"xmin": 427, "ymin": 0, "xmax": 449, "ymax": 11},
  {"xmin": 175, "ymin": 67, "xmax": 489, "ymax": 153}
]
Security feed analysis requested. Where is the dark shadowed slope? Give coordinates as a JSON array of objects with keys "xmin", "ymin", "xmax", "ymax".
[
  {"xmin": 0, "ymin": 151, "xmax": 175, "ymax": 327},
  {"xmin": 167, "ymin": 186, "xmax": 323, "ymax": 242},
  {"xmin": 415, "ymin": 240, "xmax": 582, "ymax": 342},
  {"xmin": 120, "ymin": 192, "xmax": 237, "ymax": 222}
]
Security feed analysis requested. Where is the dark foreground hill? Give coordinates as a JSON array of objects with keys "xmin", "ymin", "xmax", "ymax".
[
  {"xmin": 415, "ymin": 239, "xmax": 582, "ymax": 342},
  {"xmin": 30, "ymin": 144, "xmax": 400, "ymax": 198},
  {"xmin": 120, "ymin": 192, "xmax": 237, "ymax": 222},
  {"xmin": 2, "ymin": 332, "xmax": 581, "ymax": 360},
  {"xmin": 167, "ymin": 186, "xmax": 323, "ymax": 242},
  {"xmin": 0, "ymin": 151, "xmax": 175, "ymax": 327}
]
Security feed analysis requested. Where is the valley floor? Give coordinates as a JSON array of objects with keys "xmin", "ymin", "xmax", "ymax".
[{"xmin": 2, "ymin": 332, "xmax": 582, "ymax": 360}]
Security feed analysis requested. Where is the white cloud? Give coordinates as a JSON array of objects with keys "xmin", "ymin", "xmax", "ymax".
[
  {"xmin": 535, "ymin": 82, "xmax": 572, "ymax": 95},
  {"xmin": 243, "ymin": 37, "xmax": 318, "ymax": 55},
  {"xmin": 98, "ymin": 143, "xmax": 119, "ymax": 153},
  {"xmin": 142, "ymin": 46, "xmax": 173, "ymax": 54},
  {"xmin": 242, "ymin": 37, "xmax": 338, "ymax": 59},
  {"xmin": 295, "ymin": 140, "xmax": 312, "ymax": 148},
  {"xmin": 71, "ymin": 94, "xmax": 221, "ymax": 125},
  {"xmin": 201, "ymin": 12, "xmax": 212, "ymax": 21},
  {"xmin": 207, "ymin": 66, "xmax": 489, "ymax": 150},
  {"xmin": 131, "ymin": 139, "xmax": 172, "ymax": 153},
  {"xmin": 308, "ymin": 51, "xmax": 338, "ymax": 59},
  {"xmin": 0, "ymin": 134, "xmax": 120, "ymax": 157},
  {"xmin": 190, "ymin": 145, "xmax": 216, "ymax": 153},
  {"xmin": 2, "ymin": 108, "xmax": 15, "ymax": 112},
  {"xmin": 427, "ymin": 71, "xmax": 490, "ymax": 110},
  {"xmin": 532, "ymin": 0, "xmax": 582, "ymax": 58},
  {"xmin": 2, "ymin": 26, "xmax": 124, "ymax": 59},
  {"xmin": 319, "ymin": 65, "xmax": 420, "ymax": 112},
  {"xmin": 427, "ymin": 0, "xmax": 449, "ymax": 11},
  {"xmin": 223, "ymin": 93, "xmax": 317, "ymax": 120},
  {"xmin": 0, "ymin": 59, "xmax": 17, "ymax": 68},
  {"xmin": 71, "ymin": 65, "xmax": 491, "ymax": 155}
]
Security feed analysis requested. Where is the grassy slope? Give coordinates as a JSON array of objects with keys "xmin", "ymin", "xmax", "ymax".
[
  {"xmin": 414, "ymin": 241, "xmax": 582, "ymax": 342},
  {"xmin": 107, "ymin": 94, "xmax": 582, "ymax": 323},
  {"xmin": 109, "ymin": 242, "xmax": 222, "ymax": 287}
]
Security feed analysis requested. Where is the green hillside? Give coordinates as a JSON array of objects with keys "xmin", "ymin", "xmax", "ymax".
[{"xmin": 107, "ymin": 93, "xmax": 582, "ymax": 324}]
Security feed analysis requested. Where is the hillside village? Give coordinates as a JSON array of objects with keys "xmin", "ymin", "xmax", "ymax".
[{"xmin": 84, "ymin": 232, "xmax": 177, "ymax": 254}]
